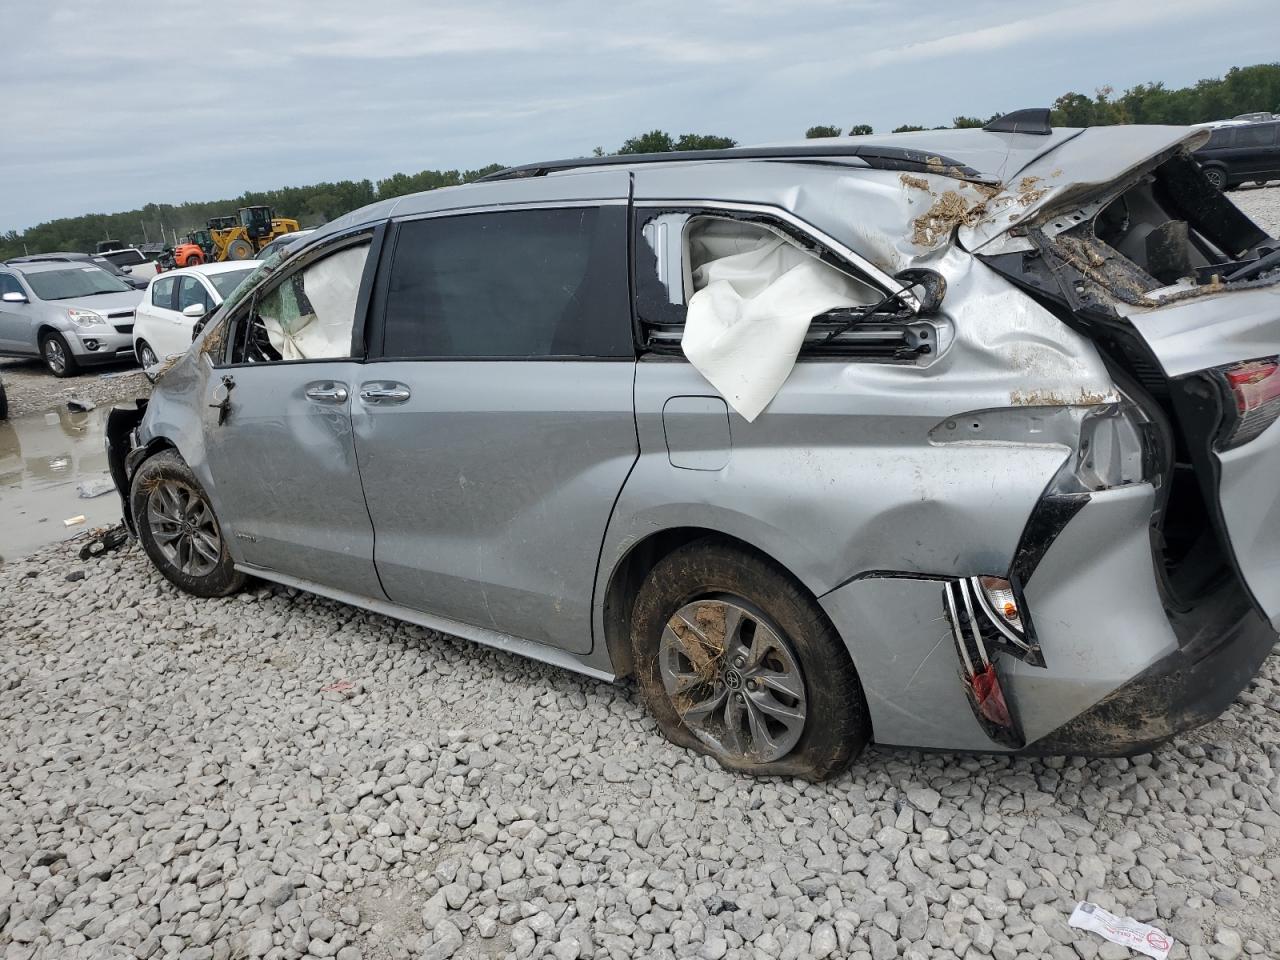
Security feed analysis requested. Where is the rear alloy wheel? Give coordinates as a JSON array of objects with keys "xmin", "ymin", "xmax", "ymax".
[
  {"xmin": 131, "ymin": 450, "xmax": 245, "ymax": 597},
  {"xmin": 137, "ymin": 341, "xmax": 158, "ymax": 371},
  {"xmin": 630, "ymin": 538, "xmax": 870, "ymax": 779},
  {"xmin": 41, "ymin": 331, "xmax": 77, "ymax": 378},
  {"xmin": 1202, "ymin": 166, "xmax": 1227, "ymax": 191},
  {"xmin": 659, "ymin": 598, "xmax": 807, "ymax": 762}
]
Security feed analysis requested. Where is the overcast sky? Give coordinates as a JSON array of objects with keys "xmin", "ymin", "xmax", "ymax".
[{"xmin": 3, "ymin": 0, "xmax": 1278, "ymax": 234}]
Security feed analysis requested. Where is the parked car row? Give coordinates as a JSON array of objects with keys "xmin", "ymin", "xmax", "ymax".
[{"xmin": 0, "ymin": 254, "xmax": 262, "ymax": 377}]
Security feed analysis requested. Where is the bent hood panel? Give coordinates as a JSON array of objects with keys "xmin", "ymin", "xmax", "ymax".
[{"xmin": 959, "ymin": 125, "xmax": 1211, "ymax": 252}]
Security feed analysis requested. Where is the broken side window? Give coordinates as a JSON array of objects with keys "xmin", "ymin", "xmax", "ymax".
[
  {"xmin": 229, "ymin": 242, "xmax": 370, "ymax": 364},
  {"xmin": 635, "ymin": 209, "xmax": 930, "ymax": 420}
]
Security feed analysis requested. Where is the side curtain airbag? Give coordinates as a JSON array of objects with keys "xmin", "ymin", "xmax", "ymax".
[{"xmin": 260, "ymin": 245, "xmax": 367, "ymax": 360}]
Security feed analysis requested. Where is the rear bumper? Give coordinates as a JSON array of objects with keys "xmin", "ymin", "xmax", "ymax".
[
  {"xmin": 1028, "ymin": 575, "xmax": 1275, "ymax": 755},
  {"xmin": 823, "ymin": 482, "xmax": 1277, "ymax": 756}
]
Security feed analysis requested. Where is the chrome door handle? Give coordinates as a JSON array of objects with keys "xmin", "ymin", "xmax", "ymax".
[
  {"xmin": 359, "ymin": 383, "xmax": 411, "ymax": 404},
  {"xmin": 305, "ymin": 382, "xmax": 349, "ymax": 403}
]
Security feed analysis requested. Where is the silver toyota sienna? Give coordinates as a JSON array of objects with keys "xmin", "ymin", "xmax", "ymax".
[{"xmin": 108, "ymin": 111, "xmax": 1280, "ymax": 779}]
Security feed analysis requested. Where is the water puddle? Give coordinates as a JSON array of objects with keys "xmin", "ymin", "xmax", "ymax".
[{"xmin": 0, "ymin": 406, "xmax": 124, "ymax": 565}]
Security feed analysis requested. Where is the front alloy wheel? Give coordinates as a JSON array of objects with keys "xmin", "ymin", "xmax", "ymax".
[
  {"xmin": 147, "ymin": 477, "xmax": 222, "ymax": 577},
  {"xmin": 131, "ymin": 450, "xmax": 245, "ymax": 597},
  {"xmin": 42, "ymin": 332, "xmax": 76, "ymax": 377}
]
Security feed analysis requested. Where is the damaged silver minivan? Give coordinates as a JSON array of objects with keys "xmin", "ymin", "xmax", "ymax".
[{"xmin": 108, "ymin": 110, "xmax": 1280, "ymax": 779}]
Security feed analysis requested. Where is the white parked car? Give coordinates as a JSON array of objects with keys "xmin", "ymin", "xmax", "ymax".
[{"xmin": 133, "ymin": 262, "xmax": 258, "ymax": 368}]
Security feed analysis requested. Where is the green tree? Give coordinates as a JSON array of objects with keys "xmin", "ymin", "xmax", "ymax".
[
  {"xmin": 673, "ymin": 133, "xmax": 737, "ymax": 151},
  {"xmin": 1050, "ymin": 92, "xmax": 1096, "ymax": 127},
  {"xmin": 952, "ymin": 115, "xmax": 985, "ymax": 128},
  {"xmin": 848, "ymin": 124, "xmax": 873, "ymax": 136},
  {"xmin": 892, "ymin": 124, "xmax": 926, "ymax": 133},
  {"xmin": 617, "ymin": 130, "xmax": 675, "ymax": 154},
  {"xmin": 805, "ymin": 125, "xmax": 842, "ymax": 139}
]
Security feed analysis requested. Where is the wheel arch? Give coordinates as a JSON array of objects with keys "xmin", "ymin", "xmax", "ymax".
[
  {"xmin": 600, "ymin": 525, "xmax": 830, "ymax": 680},
  {"xmin": 36, "ymin": 323, "xmax": 64, "ymax": 345}
]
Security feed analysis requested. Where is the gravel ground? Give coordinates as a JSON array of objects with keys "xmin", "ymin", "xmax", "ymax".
[
  {"xmin": 0, "ymin": 358, "xmax": 150, "ymax": 420},
  {"xmin": 2, "ymin": 544, "xmax": 1279, "ymax": 960},
  {"xmin": 1, "ymin": 187, "xmax": 1278, "ymax": 960},
  {"xmin": 1228, "ymin": 183, "xmax": 1280, "ymax": 229}
]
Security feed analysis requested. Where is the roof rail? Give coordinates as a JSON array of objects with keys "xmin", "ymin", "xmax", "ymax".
[
  {"xmin": 479, "ymin": 143, "xmax": 997, "ymax": 184},
  {"xmin": 984, "ymin": 108, "xmax": 1053, "ymax": 136}
]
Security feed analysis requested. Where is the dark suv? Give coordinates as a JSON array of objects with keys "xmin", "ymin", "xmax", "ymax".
[{"xmin": 1195, "ymin": 119, "xmax": 1280, "ymax": 190}]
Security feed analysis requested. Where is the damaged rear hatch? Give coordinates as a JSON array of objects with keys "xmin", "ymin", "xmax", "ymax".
[{"xmin": 967, "ymin": 125, "xmax": 1280, "ymax": 631}]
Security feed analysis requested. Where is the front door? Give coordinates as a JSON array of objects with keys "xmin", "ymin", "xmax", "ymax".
[
  {"xmin": 354, "ymin": 197, "xmax": 638, "ymax": 653},
  {"xmin": 0, "ymin": 272, "xmax": 34, "ymax": 354},
  {"xmin": 201, "ymin": 235, "xmax": 384, "ymax": 599}
]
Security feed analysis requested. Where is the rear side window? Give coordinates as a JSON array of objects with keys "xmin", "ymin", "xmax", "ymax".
[
  {"xmin": 380, "ymin": 206, "xmax": 632, "ymax": 359},
  {"xmin": 152, "ymin": 276, "xmax": 177, "ymax": 310},
  {"xmin": 104, "ymin": 249, "xmax": 147, "ymax": 266},
  {"xmin": 1237, "ymin": 123, "xmax": 1278, "ymax": 147}
]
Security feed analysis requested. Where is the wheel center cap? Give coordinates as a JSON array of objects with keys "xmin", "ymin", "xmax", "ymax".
[{"xmin": 723, "ymin": 668, "xmax": 744, "ymax": 690}]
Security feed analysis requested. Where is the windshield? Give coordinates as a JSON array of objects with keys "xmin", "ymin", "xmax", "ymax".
[
  {"xmin": 209, "ymin": 268, "xmax": 256, "ymax": 300},
  {"xmin": 23, "ymin": 266, "xmax": 132, "ymax": 300}
]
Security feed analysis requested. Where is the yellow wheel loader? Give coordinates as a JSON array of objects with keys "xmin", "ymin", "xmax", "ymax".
[{"xmin": 207, "ymin": 206, "xmax": 301, "ymax": 261}]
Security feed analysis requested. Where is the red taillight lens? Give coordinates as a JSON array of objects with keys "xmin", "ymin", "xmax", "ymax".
[{"xmin": 1221, "ymin": 357, "xmax": 1280, "ymax": 449}]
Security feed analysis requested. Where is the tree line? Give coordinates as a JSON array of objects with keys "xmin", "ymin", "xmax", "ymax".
[
  {"xmin": 805, "ymin": 63, "xmax": 1280, "ymax": 137},
  {"xmin": 4, "ymin": 63, "xmax": 1278, "ymax": 261}
]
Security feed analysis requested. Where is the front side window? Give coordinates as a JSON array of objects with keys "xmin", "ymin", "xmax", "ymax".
[
  {"xmin": 178, "ymin": 276, "xmax": 213, "ymax": 312},
  {"xmin": 0, "ymin": 273, "xmax": 24, "ymax": 298},
  {"xmin": 228, "ymin": 242, "xmax": 370, "ymax": 364},
  {"xmin": 152, "ymin": 276, "xmax": 177, "ymax": 310},
  {"xmin": 380, "ymin": 206, "xmax": 632, "ymax": 359},
  {"xmin": 1207, "ymin": 128, "xmax": 1235, "ymax": 148}
]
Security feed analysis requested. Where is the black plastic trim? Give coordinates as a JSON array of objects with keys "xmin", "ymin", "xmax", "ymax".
[
  {"xmin": 983, "ymin": 108, "xmax": 1053, "ymax": 136},
  {"xmin": 482, "ymin": 144, "xmax": 995, "ymax": 184}
]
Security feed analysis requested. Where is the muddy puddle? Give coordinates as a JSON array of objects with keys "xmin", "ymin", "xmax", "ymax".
[{"xmin": 0, "ymin": 406, "xmax": 123, "ymax": 565}]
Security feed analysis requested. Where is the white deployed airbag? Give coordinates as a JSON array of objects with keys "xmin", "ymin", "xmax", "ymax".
[
  {"xmin": 682, "ymin": 231, "xmax": 876, "ymax": 421},
  {"xmin": 259, "ymin": 245, "xmax": 368, "ymax": 361}
]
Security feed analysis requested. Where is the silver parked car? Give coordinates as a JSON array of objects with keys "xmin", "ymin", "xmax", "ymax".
[
  {"xmin": 0, "ymin": 261, "xmax": 144, "ymax": 376},
  {"xmin": 107, "ymin": 111, "xmax": 1280, "ymax": 778}
]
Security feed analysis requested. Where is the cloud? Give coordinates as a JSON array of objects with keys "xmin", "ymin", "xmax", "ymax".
[
  {"xmin": 858, "ymin": 0, "xmax": 1234, "ymax": 69},
  {"xmin": 1, "ymin": 0, "xmax": 1275, "ymax": 232}
]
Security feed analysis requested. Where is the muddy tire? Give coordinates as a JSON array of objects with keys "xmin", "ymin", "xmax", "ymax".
[
  {"xmin": 630, "ymin": 537, "xmax": 870, "ymax": 780},
  {"xmin": 131, "ymin": 450, "xmax": 245, "ymax": 598}
]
